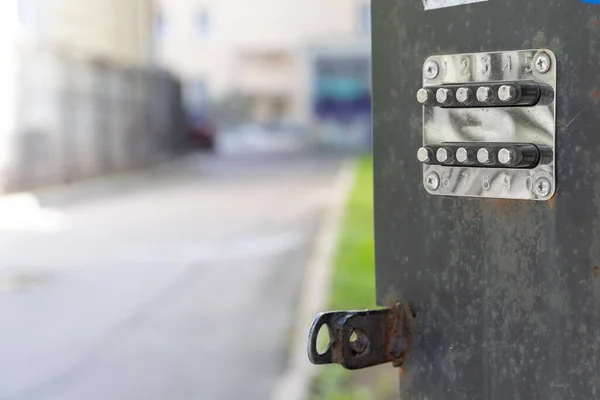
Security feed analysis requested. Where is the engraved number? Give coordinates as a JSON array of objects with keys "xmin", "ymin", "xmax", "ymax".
[
  {"xmin": 503, "ymin": 175, "xmax": 512, "ymax": 191},
  {"xmin": 442, "ymin": 173, "xmax": 451, "ymax": 188},
  {"xmin": 482, "ymin": 176, "xmax": 491, "ymax": 191},
  {"xmin": 503, "ymin": 56, "xmax": 512, "ymax": 72},
  {"xmin": 481, "ymin": 56, "xmax": 490, "ymax": 74},
  {"xmin": 525, "ymin": 55, "xmax": 533, "ymax": 73},
  {"xmin": 442, "ymin": 61, "xmax": 448, "ymax": 77},
  {"xmin": 525, "ymin": 176, "xmax": 533, "ymax": 191},
  {"xmin": 461, "ymin": 173, "xmax": 470, "ymax": 191},
  {"xmin": 461, "ymin": 58, "xmax": 470, "ymax": 75}
]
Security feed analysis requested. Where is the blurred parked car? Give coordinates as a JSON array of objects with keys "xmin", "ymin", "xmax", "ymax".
[{"xmin": 187, "ymin": 113, "xmax": 217, "ymax": 151}]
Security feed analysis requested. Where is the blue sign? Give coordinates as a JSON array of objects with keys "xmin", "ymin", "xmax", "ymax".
[{"xmin": 582, "ymin": 0, "xmax": 600, "ymax": 3}]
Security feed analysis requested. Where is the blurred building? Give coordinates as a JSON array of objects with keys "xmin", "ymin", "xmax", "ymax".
[
  {"xmin": 14, "ymin": 0, "xmax": 153, "ymax": 66},
  {"xmin": 0, "ymin": 0, "xmax": 184, "ymax": 192},
  {"xmin": 153, "ymin": 0, "xmax": 371, "ymax": 138}
]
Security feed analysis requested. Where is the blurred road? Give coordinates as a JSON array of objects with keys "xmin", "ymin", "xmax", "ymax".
[{"xmin": 0, "ymin": 153, "xmax": 345, "ymax": 400}]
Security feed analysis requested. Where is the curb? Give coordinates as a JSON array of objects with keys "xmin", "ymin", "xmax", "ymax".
[{"xmin": 271, "ymin": 159, "xmax": 358, "ymax": 400}]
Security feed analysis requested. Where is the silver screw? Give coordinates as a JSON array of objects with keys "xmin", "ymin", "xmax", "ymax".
[
  {"xmin": 417, "ymin": 147, "xmax": 432, "ymax": 163},
  {"xmin": 456, "ymin": 87, "xmax": 471, "ymax": 104},
  {"xmin": 477, "ymin": 148, "xmax": 490, "ymax": 163},
  {"xmin": 534, "ymin": 52, "xmax": 551, "ymax": 74},
  {"xmin": 436, "ymin": 148, "xmax": 451, "ymax": 163},
  {"xmin": 424, "ymin": 60, "xmax": 439, "ymax": 79},
  {"xmin": 436, "ymin": 88, "xmax": 453, "ymax": 104},
  {"xmin": 498, "ymin": 85, "xmax": 516, "ymax": 102},
  {"xmin": 456, "ymin": 147, "xmax": 469, "ymax": 163},
  {"xmin": 476, "ymin": 86, "xmax": 493, "ymax": 103},
  {"xmin": 416, "ymin": 88, "xmax": 431, "ymax": 104},
  {"xmin": 425, "ymin": 172, "xmax": 440, "ymax": 191},
  {"xmin": 498, "ymin": 148, "xmax": 514, "ymax": 165},
  {"xmin": 534, "ymin": 177, "xmax": 552, "ymax": 197}
]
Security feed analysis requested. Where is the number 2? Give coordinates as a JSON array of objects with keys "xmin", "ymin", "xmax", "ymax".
[{"xmin": 461, "ymin": 58, "xmax": 470, "ymax": 75}]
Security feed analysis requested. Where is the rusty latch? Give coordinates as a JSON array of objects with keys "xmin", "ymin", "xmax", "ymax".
[{"xmin": 307, "ymin": 301, "xmax": 413, "ymax": 370}]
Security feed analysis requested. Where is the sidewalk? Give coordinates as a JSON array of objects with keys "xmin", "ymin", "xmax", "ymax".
[{"xmin": 271, "ymin": 159, "xmax": 357, "ymax": 400}]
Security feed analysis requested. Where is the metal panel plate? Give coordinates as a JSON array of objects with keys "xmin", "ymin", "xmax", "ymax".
[
  {"xmin": 373, "ymin": 1, "xmax": 600, "ymax": 398},
  {"xmin": 422, "ymin": 49, "xmax": 556, "ymax": 200}
]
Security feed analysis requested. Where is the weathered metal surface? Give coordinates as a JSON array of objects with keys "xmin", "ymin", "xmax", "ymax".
[
  {"xmin": 372, "ymin": 0, "xmax": 600, "ymax": 398},
  {"xmin": 307, "ymin": 302, "xmax": 414, "ymax": 370}
]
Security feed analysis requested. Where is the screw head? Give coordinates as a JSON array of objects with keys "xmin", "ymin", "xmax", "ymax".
[
  {"xmin": 417, "ymin": 147, "xmax": 432, "ymax": 163},
  {"xmin": 477, "ymin": 148, "xmax": 490, "ymax": 163},
  {"xmin": 456, "ymin": 87, "xmax": 471, "ymax": 104},
  {"xmin": 436, "ymin": 88, "xmax": 453, "ymax": 104},
  {"xmin": 498, "ymin": 148, "xmax": 514, "ymax": 165},
  {"xmin": 498, "ymin": 85, "xmax": 516, "ymax": 102},
  {"xmin": 456, "ymin": 147, "xmax": 469, "ymax": 163},
  {"xmin": 416, "ymin": 88, "xmax": 431, "ymax": 104},
  {"xmin": 436, "ymin": 148, "xmax": 451, "ymax": 163},
  {"xmin": 476, "ymin": 86, "xmax": 493, "ymax": 103},
  {"xmin": 425, "ymin": 172, "xmax": 440, "ymax": 191},
  {"xmin": 534, "ymin": 52, "xmax": 551, "ymax": 74},
  {"xmin": 424, "ymin": 60, "xmax": 439, "ymax": 79},
  {"xmin": 534, "ymin": 177, "xmax": 552, "ymax": 197}
]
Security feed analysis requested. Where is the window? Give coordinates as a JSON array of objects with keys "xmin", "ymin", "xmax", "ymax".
[
  {"xmin": 196, "ymin": 9, "xmax": 211, "ymax": 37},
  {"xmin": 154, "ymin": 10, "xmax": 166, "ymax": 38},
  {"xmin": 359, "ymin": 3, "xmax": 371, "ymax": 35}
]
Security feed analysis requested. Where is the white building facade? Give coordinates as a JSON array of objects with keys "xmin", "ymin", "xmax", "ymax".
[{"xmin": 153, "ymin": 0, "xmax": 371, "ymax": 126}]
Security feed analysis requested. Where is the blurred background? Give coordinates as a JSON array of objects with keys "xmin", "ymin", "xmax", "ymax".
[{"xmin": 0, "ymin": 1, "xmax": 389, "ymax": 399}]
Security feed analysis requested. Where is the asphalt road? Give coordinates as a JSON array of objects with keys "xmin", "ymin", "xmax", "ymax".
[{"xmin": 0, "ymin": 153, "xmax": 345, "ymax": 400}]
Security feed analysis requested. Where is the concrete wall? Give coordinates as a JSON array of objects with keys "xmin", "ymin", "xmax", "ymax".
[
  {"xmin": 6, "ymin": 49, "xmax": 185, "ymax": 192},
  {"xmin": 0, "ymin": 0, "xmax": 183, "ymax": 193}
]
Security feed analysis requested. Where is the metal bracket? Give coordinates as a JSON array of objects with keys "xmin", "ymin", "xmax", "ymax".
[{"xmin": 307, "ymin": 302, "xmax": 413, "ymax": 370}]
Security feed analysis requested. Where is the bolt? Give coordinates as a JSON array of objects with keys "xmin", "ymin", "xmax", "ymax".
[
  {"xmin": 436, "ymin": 148, "xmax": 452, "ymax": 163},
  {"xmin": 477, "ymin": 148, "xmax": 490, "ymax": 164},
  {"xmin": 456, "ymin": 87, "xmax": 471, "ymax": 104},
  {"xmin": 498, "ymin": 85, "xmax": 516, "ymax": 102},
  {"xmin": 417, "ymin": 147, "xmax": 432, "ymax": 163},
  {"xmin": 534, "ymin": 177, "xmax": 552, "ymax": 197},
  {"xmin": 416, "ymin": 88, "xmax": 432, "ymax": 104},
  {"xmin": 424, "ymin": 60, "xmax": 439, "ymax": 79},
  {"xmin": 534, "ymin": 52, "xmax": 551, "ymax": 74},
  {"xmin": 498, "ymin": 148, "xmax": 514, "ymax": 165},
  {"xmin": 456, "ymin": 147, "xmax": 469, "ymax": 163},
  {"xmin": 436, "ymin": 88, "xmax": 453, "ymax": 104},
  {"xmin": 425, "ymin": 172, "xmax": 440, "ymax": 191},
  {"xmin": 476, "ymin": 86, "xmax": 493, "ymax": 103}
]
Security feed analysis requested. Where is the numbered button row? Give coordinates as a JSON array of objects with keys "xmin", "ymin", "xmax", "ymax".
[
  {"xmin": 417, "ymin": 143, "xmax": 542, "ymax": 169},
  {"xmin": 416, "ymin": 81, "xmax": 550, "ymax": 108}
]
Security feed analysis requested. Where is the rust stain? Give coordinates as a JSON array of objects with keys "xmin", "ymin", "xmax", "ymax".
[
  {"xmin": 592, "ymin": 16, "xmax": 600, "ymax": 27},
  {"xmin": 547, "ymin": 196, "xmax": 556, "ymax": 210},
  {"xmin": 593, "ymin": 266, "xmax": 600, "ymax": 278},
  {"xmin": 592, "ymin": 89, "xmax": 600, "ymax": 101}
]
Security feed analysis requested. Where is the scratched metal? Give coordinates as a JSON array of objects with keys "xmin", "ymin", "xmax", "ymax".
[
  {"xmin": 423, "ymin": 0, "xmax": 488, "ymax": 10},
  {"xmin": 372, "ymin": 0, "xmax": 600, "ymax": 399},
  {"xmin": 422, "ymin": 50, "xmax": 556, "ymax": 200}
]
